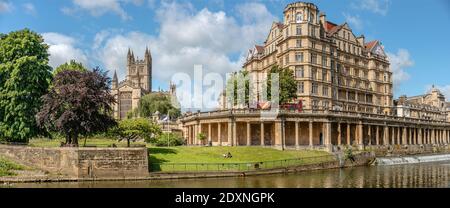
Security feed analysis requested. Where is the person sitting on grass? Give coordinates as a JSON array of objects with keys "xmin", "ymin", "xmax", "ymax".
[{"xmin": 223, "ymin": 152, "xmax": 233, "ymax": 158}]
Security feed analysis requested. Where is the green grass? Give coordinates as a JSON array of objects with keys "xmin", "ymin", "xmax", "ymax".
[
  {"xmin": 29, "ymin": 137, "xmax": 147, "ymax": 148},
  {"xmin": 0, "ymin": 157, "xmax": 25, "ymax": 177},
  {"xmin": 148, "ymin": 146, "xmax": 335, "ymax": 172},
  {"xmin": 27, "ymin": 138, "xmax": 335, "ymax": 172}
]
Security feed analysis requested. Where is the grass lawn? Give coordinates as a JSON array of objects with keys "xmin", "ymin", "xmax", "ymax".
[
  {"xmin": 27, "ymin": 138, "xmax": 335, "ymax": 172},
  {"xmin": 148, "ymin": 146, "xmax": 335, "ymax": 172},
  {"xmin": 29, "ymin": 137, "xmax": 147, "ymax": 148},
  {"xmin": 0, "ymin": 157, "xmax": 25, "ymax": 177}
]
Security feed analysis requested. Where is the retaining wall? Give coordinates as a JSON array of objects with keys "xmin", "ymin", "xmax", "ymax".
[{"xmin": 0, "ymin": 145, "xmax": 149, "ymax": 179}]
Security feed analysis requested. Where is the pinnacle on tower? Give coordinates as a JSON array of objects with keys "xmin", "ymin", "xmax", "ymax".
[{"xmin": 112, "ymin": 70, "xmax": 118, "ymax": 89}]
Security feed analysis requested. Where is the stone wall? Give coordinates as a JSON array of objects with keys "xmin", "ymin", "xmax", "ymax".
[{"xmin": 0, "ymin": 145, "xmax": 149, "ymax": 179}]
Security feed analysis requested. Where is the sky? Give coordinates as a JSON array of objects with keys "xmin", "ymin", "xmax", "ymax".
[{"xmin": 1, "ymin": 0, "xmax": 450, "ymax": 105}]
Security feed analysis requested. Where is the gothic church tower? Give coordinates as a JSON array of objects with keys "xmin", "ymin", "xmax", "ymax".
[{"xmin": 126, "ymin": 47, "xmax": 152, "ymax": 91}]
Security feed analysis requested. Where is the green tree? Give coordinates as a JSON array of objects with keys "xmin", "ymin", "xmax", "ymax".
[
  {"xmin": 114, "ymin": 118, "xmax": 161, "ymax": 147},
  {"xmin": 0, "ymin": 29, "xmax": 53, "ymax": 143},
  {"xmin": 266, "ymin": 65, "xmax": 297, "ymax": 104},
  {"xmin": 137, "ymin": 93, "xmax": 181, "ymax": 119},
  {"xmin": 225, "ymin": 65, "xmax": 297, "ymax": 107},
  {"xmin": 53, "ymin": 60, "xmax": 87, "ymax": 76}
]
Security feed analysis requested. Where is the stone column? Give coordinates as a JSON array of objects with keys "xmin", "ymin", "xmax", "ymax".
[
  {"xmin": 431, "ymin": 129, "xmax": 436, "ymax": 144},
  {"xmin": 227, "ymin": 121, "xmax": 232, "ymax": 146},
  {"xmin": 198, "ymin": 124, "xmax": 203, "ymax": 145},
  {"xmin": 418, "ymin": 128, "xmax": 422, "ymax": 145},
  {"xmin": 218, "ymin": 123, "xmax": 222, "ymax": 146},
  {"xmin": 337, "ymin": 122, "xmax": 342, "ymax": 146},
  {"xmin": 347, "ymin": 123, "xmax": 351, "ymax": 145},
  {"xmin": 402, "ymin": 127, "xmax": 407, "ymax": 145},
  {"xmin": 357, "ymin": 121, "xmax": 363, "ymax": 146},
  {"xmin": 408, "ymin": 128, "xmax": 412, "ymax": 145},
  {"xmin": 233, "ymin": 121, "xmax": 237, "ymax": 146},
  {"xmin": 368, "ymin": 125, "xmax": 372, "ymax": 146},
  {"xmin": 397, "ymin": 127, "xmax": 401, "ymax": 145},
  {"xmin": 324, "ymin": 122, "xmax": 332, "ymax": 150},
  {"xmin": 208, "ymin": 123, "xmax": 212, "ymax": 144},
  {"xmin": 246, "ymin": 122, "xmax": 251, "ymax": 146},
  {"xmin": 274, "ymin": 120, "xmax": 283, "ymax": 149},
  {"xmin": 295, "ymin": 121, "xmax": 300, "ymax": 147},
  {"xmin": 376, "ymin": 126, "xmax": 380, "ymax": 145},
  {"xmin": 260, "ymin": 122, "xmax": 265, "ymax": 146},
  {"xmin": 383, "ymin": 126, "xmax": 389, "ymax": 145},
  {"xmin": 309, "ymin": 120, "xmax": 314, "ymax": 147},
  {"xmin": 391, "ymin": 127, "xmax": 395, "ymax": 145}
]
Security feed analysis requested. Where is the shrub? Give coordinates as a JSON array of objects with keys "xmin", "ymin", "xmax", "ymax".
[{"xmin": 154, "ymin": 133, "xmax": 184, "ymax": 147}]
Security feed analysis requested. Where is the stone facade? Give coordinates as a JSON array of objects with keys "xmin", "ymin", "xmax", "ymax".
[
  {"xmin": 184, "ymin": 2, "xmax": 450, "ymax": 152},
  {"xmin": 111, "ymin": 48, "xmax": 177, "ymax": 120},
  {"xmin": 237, "ymin": 2, "xmax": 393, "ymax": 115},
  {"xmin": 395, "ymin": 86, "xmax": 448, "ymax": 121},
  {"xmin": 0, "ymin": 145, "xmax": 149, "ymax": 179}
]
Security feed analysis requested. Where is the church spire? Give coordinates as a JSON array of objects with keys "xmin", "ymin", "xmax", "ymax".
[{"xmin": 112, "ymin": 70, "xmax": 118, "ymax": 89}]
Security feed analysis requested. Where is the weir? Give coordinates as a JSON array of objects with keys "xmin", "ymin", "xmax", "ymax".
[{"xmin": 374, "ymin": 154, "xmax": 450, "ymax": 166}]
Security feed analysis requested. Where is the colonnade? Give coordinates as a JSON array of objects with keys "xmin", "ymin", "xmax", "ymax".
[{"xmin": 183, "ymin": 118, "xmax": 450, "ymax": 151}]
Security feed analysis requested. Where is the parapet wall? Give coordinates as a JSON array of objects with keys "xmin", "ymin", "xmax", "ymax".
[{"xmin": 0, "ymin": 145, "xmax": 149, "ymax": 179}]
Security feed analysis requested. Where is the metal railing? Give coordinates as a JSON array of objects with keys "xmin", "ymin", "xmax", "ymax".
[{"xmin": 150, "ymin": 155, "xmax": 336, "ymax": 172}]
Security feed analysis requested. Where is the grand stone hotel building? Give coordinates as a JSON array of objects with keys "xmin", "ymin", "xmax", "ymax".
[{"xmin": 180, "ymin": 2, "xmax": 450, "ymax": 151}]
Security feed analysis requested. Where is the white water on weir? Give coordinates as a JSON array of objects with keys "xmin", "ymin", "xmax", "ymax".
[{"xmin": 375, "ymin": 154, "xmax": 450, "ymax": 166}]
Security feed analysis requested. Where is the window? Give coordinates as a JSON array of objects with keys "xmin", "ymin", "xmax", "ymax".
[
  {"xmin": 298, "ymin": 82, "xmax": 304, "ymax": 94},
  {"xmin": 296, "ymin": 39, "xmax": 302, "ymax": 48},
  {"xmin": 323, "ymin": 86, "xmax": 329, "ymax": 96},
  {"xmin": 285, "ymin": 55, "xmax": 289, "ymax": 64},
  {"xmin": 296, "ymin": 12, "xmax": 303, "ymax": 23},
  {"xmin": 311, "ymin": 53, "xmax": 317, "ymax": 64},
  {"xmin": 295, "ymin": 52, "xmax": 304, "ymax": 62},
  {"xmin": 285, "ymin": 28, "xmax": 289, "ymax": 37},
  {"xmin": 311, "ymin": 68, "xmax": 317, "ymax": 80},
  {"xmin": 312, "ymin": 83, "xmax": 318, "ymax": 94},
  {"xmin": 296, "ymin": 25, "xmax": 302, "ymax": 35},
  {"xmin": 295, "ymin": 66, "xmax": 304, "ymax": 77},
  {"xmin": 311, "ymin": 41, "xmax": 316, "ymax": 49},
  {"xmin": 322, "ymin": 56, "xmax": 327, "ymax": 67},
  {"xmin": 322, "ymin": 70, "xmax": 327, "ymax": 81},
  {"xmin": 312, "ymin": 100, "xmax": 319, "ymax": 108},
  {"xmin": 323, "ymin": 101, "xmax": 329, "ymax": 108}
]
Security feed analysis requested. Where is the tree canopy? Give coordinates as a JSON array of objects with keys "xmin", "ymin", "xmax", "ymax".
[
  {"xmin": 53, "ymin": 60, "xmax": 87, "ymax": 76},
  {"xmin": 137, "ymin": 93, "xmax": 181, "ymax": 119},
  {"xmin": 114, "ymin": 118, "xmax": 161, "ymax": 147},
  {"xmin": 225, "ymin": 65, "xmax": 297, "ymax": 107},
  {"xmin": 36, "ymin": 67, "xmax": 117, "ymax": 146},
  {"xmin": 0, "ymin": 29, "xmax": 53, "ymax": 143}
]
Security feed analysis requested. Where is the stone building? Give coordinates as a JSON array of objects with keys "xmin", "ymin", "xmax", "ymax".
[
  {"xmin": 395, "ymin": 86, "xmax": 448, "ymax": 121},
  {"xmin": 238, "ymin": 2, "xmax": 393, "ymax": 115},
  {"xmin": 180, "ymin": 2, "xmax": 450, "ymax": 152},
  {"xmin": 111, "ymin": 48, "xmax": 176, "ymax": 120}
]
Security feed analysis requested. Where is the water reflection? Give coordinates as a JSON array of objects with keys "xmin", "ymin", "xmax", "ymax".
[{"xmin": 10, "ymin": 162, "xmax": 450, "ymax": 188}]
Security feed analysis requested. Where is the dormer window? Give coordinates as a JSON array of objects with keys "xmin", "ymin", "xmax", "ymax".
[{"xmin": 296, "ymin": 12, "xmax": 303, "ymax": 23}]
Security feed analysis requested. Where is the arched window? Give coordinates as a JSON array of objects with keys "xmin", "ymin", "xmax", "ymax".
[{"xmin": 296, "ymin": 12, "xmax": 303, "ymax": 23}]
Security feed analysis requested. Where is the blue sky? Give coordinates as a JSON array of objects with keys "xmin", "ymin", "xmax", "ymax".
[{"xmin": 1, "ymin": 0, "xmax": 450, "ymax": 101}]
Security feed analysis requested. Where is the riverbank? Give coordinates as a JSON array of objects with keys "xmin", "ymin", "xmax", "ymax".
[{"xmin": 0, "ymin": 152, "xmax": 374, "ymax": 183}]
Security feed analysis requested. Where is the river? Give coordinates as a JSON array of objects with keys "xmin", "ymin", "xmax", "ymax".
[{"xmin": 6, "ymin": 161, "xmax": 450, "ymax": 188}]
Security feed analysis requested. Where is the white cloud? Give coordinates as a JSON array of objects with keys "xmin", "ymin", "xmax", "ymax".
[
  {"xmin": 0, "ymin": 0, "xmax": 13, "ymax": 13},
  {"xmin": 387, "ymin": 49, "xmax": 414, "ymax": 90},
  {"xmin": 42, "ymin": 33, "xmax": 88, "ymax": 69},
  {"xmin": 343, "ymin": 13, "xmax": 363, "ymax": 30},
  {"xmin": 64, "ymin": 0, "xmax": 144, "ymax": 20},
  {"xmin": 93, "ymin": 2, "xmax": 276, "ymax": 110},
  {"xmin": 352, "ymin": 0, "xmax": 391, "ymax": 16},
  {"xmin": 95, "ymin": 1, "xmax": 276, "ymax": 82},
  {"xmin": 22, "ymin": 3, "xmax": 36, "ymax": 16}
]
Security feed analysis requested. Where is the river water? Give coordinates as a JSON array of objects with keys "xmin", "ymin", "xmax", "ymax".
[{"xmin": 8, "ymin": 161, "xmax": 450, "ymax": 188}]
